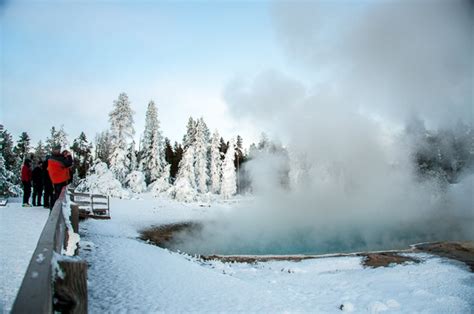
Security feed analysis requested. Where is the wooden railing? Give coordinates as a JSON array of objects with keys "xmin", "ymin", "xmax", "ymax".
[
  {"xmin": 11, "ymin": 187, "xmax": 87, "ymax": 313},
  {"xmin": 69, "ymin": 191, "xmax": 110, "ymax": 219}
]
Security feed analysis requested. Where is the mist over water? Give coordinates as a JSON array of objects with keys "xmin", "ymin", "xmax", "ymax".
[{"xmin": 172, "ymin": 0, "xmax": 473, "ymax": 255}]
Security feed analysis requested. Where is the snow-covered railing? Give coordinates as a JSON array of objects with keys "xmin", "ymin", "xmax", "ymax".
[
  {"xmin": 70, "ymin": 191, "xmax": 110, "ymax": 219},
  {"xmin": 11, "ymin": 187, "xmax": 87, "ymax": 313}
]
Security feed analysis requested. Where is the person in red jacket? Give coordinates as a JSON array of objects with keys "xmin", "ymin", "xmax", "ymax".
[
  {"xmin": 21, "ymin": 159, "xmax": 32, "ymax": 207},
  {"xmin": 47, "ymin": 145, "xmax": 73, "ymax": 208}
]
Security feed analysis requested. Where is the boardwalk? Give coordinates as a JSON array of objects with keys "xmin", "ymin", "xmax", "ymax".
[{"xmin": 0, "ymin": 199, "xmax": 49, "ymax": 312}]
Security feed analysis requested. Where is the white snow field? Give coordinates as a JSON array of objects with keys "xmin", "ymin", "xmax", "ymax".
[
  {"xmin": 81, "ymin": 195, "xmax": 474, "ymax": 313},
  {"xmin": 0, "ymin": 198, "xmax": 50, "ymax": 312}
]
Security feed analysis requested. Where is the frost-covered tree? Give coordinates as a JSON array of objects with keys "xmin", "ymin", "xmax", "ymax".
[
  {"xmin": 95, "ymin": 130, "xmax": 112, "ymax": 165},
  {"xmin": 34, "ymin": 140, "xmax": 47, "ymax": 162},
  {"xmin": 221, "ymin": 137, "xmax": 237, "ymax": 199},
  {"xmin": 0, "ymin": 127, "xmax": 21, "ymax": 196},
  {"xmin": 183, "ymin": 117, "xmax": 197, "ymax": 149},
  {"xmin": 45, "ymin": 126, "xmax": 69, "ymax": 152},
  {"xmin": 173, "ymin": 145, "xmax": 197, "ymax": 201},
  {"xmin": 76, "ymin": 160, "xmax": 129, "ymax": 198},
  {"xmin": 149, "ymin": 164, "xmax": 172, "ymax": 196},
  {"xmin": 109, "ymin": 92, "xmax": 135, "ymax": 184},
  {"xmin": 13, "ymin": 132, "xmax": 31, "ymax": 174},
  {"xmin": 219, "ymin": 137, "xmax": 228, "ymax": 161},
  {"xmin": 139, "ymin": 100, "xmax": 164, "ymax": 184},
  {"xmin": 128, "ymin": 140, "xmax": 138, "ymax": 172},
  {"xmin": 0, "ymin": 129, "xmax": 15, "ymax": 171},
  {"xmin": 194, "ymin": 117, "xmax": 210, "ymax": 193},
  {"xmin": 209, "ymin": 130, "xmax": 222, "ymax": 194},
  {"xmin": 71, "ymin": 132, "xmax": 93, "ymax": 179},
  {"xmin": 0, "ymin": 154, "xmax": 21, "ymax": 196},
  {"xmin": 171, "ymin": 141, "xmax": 183, "ymax": 180},
  {"xmin": 57, "ymin": 125, "xmax": 69, "ymax": 150},
  {"xmin": 126, "ymin": 170, "xmax": 146, "ymax": 193}
]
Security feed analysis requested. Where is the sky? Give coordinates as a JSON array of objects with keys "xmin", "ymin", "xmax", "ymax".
[
  {"xmin": 0, "ymin": 0, "xmax": 289, "ymax": 147},
  {"xmin": 1, "ymin": 0, "xmax": 472, "ymax": 150}
]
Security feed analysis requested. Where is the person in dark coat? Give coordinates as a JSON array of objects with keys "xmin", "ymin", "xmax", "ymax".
[
  {"xmin": 47, "ymin": 146, "xmax": 73, "ymax": 207},
  {"xmin": 32, "ymin": 161, "xmax": 44, "ymax": 206},
  {"xmin": 42, "ymin": 159, "xmax": 54, "ymax": 209},
  {"xmin": 21, "ymin": 159, "xmax": 32, "ymax": 207}
]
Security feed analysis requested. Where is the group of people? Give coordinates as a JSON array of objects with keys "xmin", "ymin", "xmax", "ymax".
[{"xmin": 20, "ymin": 145, "xmax": 73, "ymax": 209}]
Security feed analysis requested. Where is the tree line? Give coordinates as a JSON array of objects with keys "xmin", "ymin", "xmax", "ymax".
[{"xmin": 0, "ymin": 92, "xmax": 249, "ymax": 199}]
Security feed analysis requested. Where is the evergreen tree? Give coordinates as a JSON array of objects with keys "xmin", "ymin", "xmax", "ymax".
[
  {"xmin": 109, "ymin": 92, "xmax": 135, "ymax": 183},
  {"xmin": 171, "ymin": 142, "xmax": 183, "ymax": 180},
  {"xmin": 139, "ymin": 100, "xmax": 164, "ymax": 184},
  {"xmin": 0, "ymin": 129, "xmax": 15, "ymax": 171},
  {"xmin": 57, "ymin": 125, "xmax": 69, "ymax": 150},
  {"xmin": 257, "ymin": 132, "xmax": 269, "ymax": 150},
  {"xmin": 95, "ymin": 130, "xmax": 112, "ymax": 165},
  {"xmin": 194, "ymin": 117, "xmax": 210, "ymax": 193},
  {"xmin": 0, "ymin": 154, "xmax": 20, "ymax": 196},
  {"xmin": 209, "ymin": 130, "xmax": 222, "ymax": 194},
  {"xmin": 219, "ymin": 137, "xmax": 228, "ymax": 161},
  {"xmin": 173, "ymin": 145, "xmax": 197, "ymax": 201},
  {"xmin": 221, "ymin": 137, "xmax": 237, "ymax": 199},
  {"xmin": 71, "ymin": 132, "xmax": 93, "ymax": 179},
  {"xmin": 45, "ymin": 125, "xmax": 69, "ymax": 152},
  {"xmin": 128, "ymin": 140, "xmax": 138, "ymax": 173},
  {"xmin": 13, "ymin": 132, "xmax": 31, "ymax": 164},
  {"xmin": 183, "ymin": 117, "xmax": 197, "ymax": 149},
  {"xmin": 34, "ymin": 140, "xmax": 47, "ymax": 162},
  {"xmin": 164, "ymin": 138, "xmax": 174, "ymax": 165}
]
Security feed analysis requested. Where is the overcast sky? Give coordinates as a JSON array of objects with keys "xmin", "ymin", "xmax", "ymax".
[{"xmin": 1, "ymin": 0, "xmax": 291, "ymax": 147}]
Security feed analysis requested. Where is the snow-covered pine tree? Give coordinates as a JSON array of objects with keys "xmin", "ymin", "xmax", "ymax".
[
  {"xmin": 209, "ymin": 129, "xmax": 222, "ymax": 194},
  {"xmin": 221, "ymin": 137, "xmax": 237, "ymax": 199},
  {"xmin": 139, "ymin": 100, "xmax": 164, "ymax": 184},
  {"xmin": 0, "ymin": 126, "xmax": 21, "ymax": 196},
  {"xmin": 13, "ymin": 132, "xmax": 31, "ymax": 175},
  {"xmin": 71, "ymin": 132, "xmax": 93, "ymax": 179},
  {"xmin": 57, "ymin": 125, "xmax": 69, "ymax": 150},
  {"xmin": 95, "ymin": 130, "xmax": 112, "ymax": 165},
  {"xmin": 194, "ymin": 117, "xmax": 210, "ymax": 193},
  {"xmin": 173, "ymin": 145, "xmax": 197, "ymax": 201},
  {"xmin": 34, "ymin": 141, "xmax": 47, "ymax": 162},
  {"xmin": 109, "ymin": 92, "xmax": 135, "ymax": 184},
  {"xmin": 171, "ymin": 141, "xmax": 183, "ymax": 179},
  {"xmin": 183, "ymin": 117, "xmax": 197, "ymax": 149},
  {"xmin": 0, "ymin": 154, "xmax": 21, "ymax": 196},
  {"xmin": 45, "ymin": 126, "xmax": 69, "ymax": 153},
  {"xmin": 128, "ymin": 140, "xmax": 138, "ymax": 172},
  {"xmin": 0, "ymin": 129, "xmax": 15, "ymax": 172},
  {"xmin": 45, "ymin": 126, "xmax": 58, "ymax": 153}
]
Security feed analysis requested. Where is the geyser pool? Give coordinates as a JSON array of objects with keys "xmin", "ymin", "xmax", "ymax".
[{"xmin": 140, "ymin": 220, "xmax": 469, "ymax": 256}]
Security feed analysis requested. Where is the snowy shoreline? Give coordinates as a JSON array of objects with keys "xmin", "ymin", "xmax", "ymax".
[{"xmin": 78, "ymin": 196, "xmax": 474, "ymax": 313}]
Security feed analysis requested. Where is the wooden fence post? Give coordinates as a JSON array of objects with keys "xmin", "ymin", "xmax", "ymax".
[{"xmin": 54, "ymin": 260, "xmax": 88, "ymax": 314}]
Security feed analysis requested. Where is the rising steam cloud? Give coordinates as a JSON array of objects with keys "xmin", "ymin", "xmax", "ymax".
[{"xmin": 173, "ymin": 0, "xmax": 473, "ymax": 255}]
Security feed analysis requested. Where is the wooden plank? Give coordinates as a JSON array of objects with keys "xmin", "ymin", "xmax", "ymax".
[
  {"xmin": 71, "ymin": 201, "xmax": 93, "ymax": 206},
  {"xmin": 54, "ymin": 260, "xmax": 88, "ymax": 314},
  {"xmin": 72, "ymin": 192, "xmax": 107, "ymax": 198},
  {"xmin": 70, "ymin": 205, "xmax": 79, "ymax": 234}
]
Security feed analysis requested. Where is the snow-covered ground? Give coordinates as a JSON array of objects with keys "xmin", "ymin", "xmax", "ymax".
[
  {"xmin": 0, "ymin": 199, "xmax": 50, "ymax": 312},
  {"xmin": 81, "ymin": 194, "xmax": 474, "ymax": 313}
]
